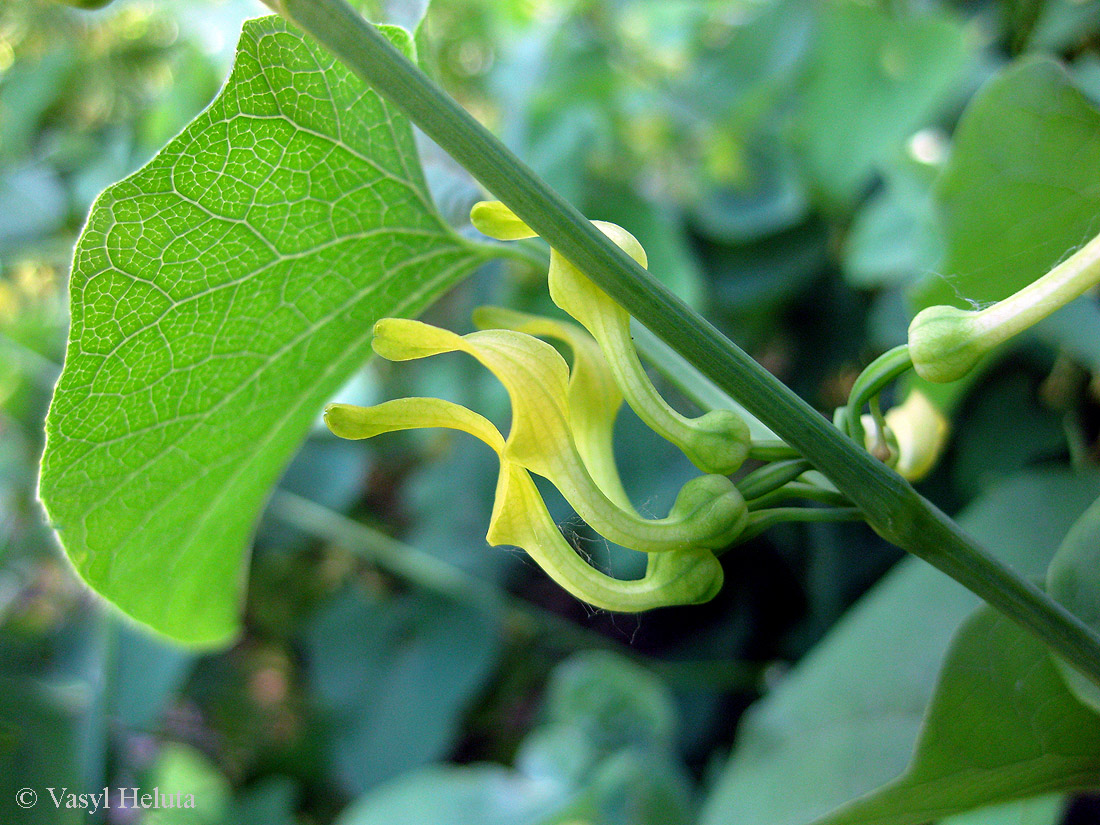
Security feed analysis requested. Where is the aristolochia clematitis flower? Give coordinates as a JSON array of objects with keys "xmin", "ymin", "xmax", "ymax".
[
  {"xmin": 470, "ymin": 200, "xmax": 751, "ymax": 476},
  {"xmin": 370, "ymin": 318, "xmax": 747, "ymax": 553},
  {"xmin": 860, "ymin": 389, "xmax": 950, "ymax": 481},
  {"xmin": 324, "ymin": 398, "xmax": 724, "ymax": 611}
]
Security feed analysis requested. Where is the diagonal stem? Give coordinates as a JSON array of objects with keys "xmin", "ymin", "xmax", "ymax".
[{"xmin": 266, "ymin": 0, "xmax": 1100, "ymax": 687}]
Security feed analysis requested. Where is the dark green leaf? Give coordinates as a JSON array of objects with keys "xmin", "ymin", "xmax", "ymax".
[
  {"xmin": 1047, "ymin": 494, "xmax": 1100, "ymax": 713},
  {"xmin": 699, "ymin": 470, "xmax": 1100, "ymax": 825},
  {"xmin": 940, "ymin": 796, "xmax": 1064, "ymax": 825},
  {"xmin": 816, "ymin": 608, "xmax": 1100, "ymax": 825},
  {"xmin": 915, "ymin": 59, "xmax": 1100, "ymax": 309}
]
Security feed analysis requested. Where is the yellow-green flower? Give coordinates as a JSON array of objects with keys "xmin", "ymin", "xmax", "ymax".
[
  {"xmin": 470, "ymin": 200, "xmax": 751, "ymax": 476},
  {"xmin": 860, "ymin": 389, "xmax": 949, "ymax": 481},
  {"xmin": 325, "ymin": 398, "xmax": 724, "ymax": 611},
  {"xmin": 370, "ymin": 318, "xmax": 746, "ymax": 553}
]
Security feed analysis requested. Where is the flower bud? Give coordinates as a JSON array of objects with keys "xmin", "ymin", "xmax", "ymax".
[{"xmin": 908, "ymin": 305, "xmax": 985, "ymax": 383}]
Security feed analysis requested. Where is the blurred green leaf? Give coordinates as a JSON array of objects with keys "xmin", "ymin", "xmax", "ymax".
[
  {"xmin": 302, "ymin": 586, "xmax": 500, "ymax": 795},
  {"xmin": 336, "ymin": 764, "xmax": 561, "ymax": 825},
  {"xmin": 0, "ymin": 164, "xmax": 67, "ymax": 254},
  {"xmin": 110, "ymin": 622, "xmax": 194, "ymax": 731},
  {"xmin": 143, "ymin": 742, "xmax": 231, "ymax": 825},
  {"xmin": 690, "ymin": 137, "xmax": 809, "ymax": 246},
  {"xmin": 540, "ymin": 650, "xmax": 676, "ymax": 754},
  {"xmin": 915, "ymin": 58, "xmax": 1100, "ymax": 309},
  {"xmin": 336, "ymin": 650, "xmax": 693, "ymax": 825},
  {"xmin": 699, "ymin": 469, "xmax": 1100, "ymax": 825},
  {"xmin": 1028, "ymin": 0, "xmax": 1100, "ymax": 53},
  {"xmin": 707, "ymin": 220, "xmax": 829, "ymax": 328},
  {"xmin": 811, "ymin": 607, "xmax": 1100, "ymax": 825},
  {"xmin": 1047, "ymin": 493, "xmax": 1100, "ymax": 713},
  {"xmin": 37, "ymin": 17, "xmax": 489, "ymax": 646},
  {"xmin": 843, "ymin": 156, "xmax": 944, "ymax": 290},
  {"xmin": 0, "ymin": 678, "xmax": 88, "ymax": 825},
  {"xmin": 1033, "ymin": 297, "xmax": 1100, "ymax": 372},
  {"xmin": 0, "ymin": 47, "xmax": 76, "ymax": 163},
  {"xmin": 0, "ymin": 611, "xmax": 111, "ymax": 825},
  {"xmin": 939, "ymin": 796, "xmax": 1064, "ymax": 825},
  {"xmin": 948, "ymin": 372, "xmax": 1065, "ymax": 502},
  {"xmin": 228, "ymin": 776, "xmax": 299, "ymax": 825},
  {"xmin": 795, "ymin": 3, "xmax": 970, "ymax": 208}
]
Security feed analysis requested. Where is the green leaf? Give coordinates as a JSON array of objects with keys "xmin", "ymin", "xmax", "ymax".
[
  {"xmin": 1047, "ymin": 494, "xmax": 1100, "ymax": 713},
  {"xmin": 914, "ymin": 58, "xmax": 1100, "ymax": 309},
  {"xmin": 795, "ymin": 3, "xmax": 970, "ymax": 208},
  {"xmin": 939, "ymin": 796, "xmax": 1064, "ymax": 825},
  {"xmin": 699, "ymin": 469, "xmax": 1100, "ymax": 825},
  {"xmin": 817, "ymin": 607, "xmax": 1100, "ymax": 825},
  {"xmin": 842, "ymin": 156, "xmax": 944, "ymax": 291},
  {"xmin": 38, "ymin": 16, "xmax": 488, "ymax": 646}
]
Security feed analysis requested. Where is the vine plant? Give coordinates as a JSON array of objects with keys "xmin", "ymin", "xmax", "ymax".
[
  {"xmin": 278, "ymin": 0, "xmax": 1100, "ymax": 677},
  {"xmin": 35, "ymin": 0, "xmax": 1100, "ymax": 822}
]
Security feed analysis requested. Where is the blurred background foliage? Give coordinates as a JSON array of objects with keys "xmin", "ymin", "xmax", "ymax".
[{"xmin": 4, "ymin": 0, "xmax": 1100, "ymax": 822}]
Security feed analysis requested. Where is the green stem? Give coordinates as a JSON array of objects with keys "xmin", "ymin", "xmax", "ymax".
[
  {"xmin": 845, "ymin": 344, "xmax": 913, "ymax": 443},
  {"xmin": 736, "ymin": 507, "xmax": 864, "ymax": 544},
  {"xmin": 975, "ymin": 231, "xmax": 1100, "ymax": 345},
  {"xmin": 747, "ymin": 440, "xmax": 802, "ymax": 462},
  {"xmin": 737, "ymin": 459, "xmax": 813, "ymax": 501},
  {"xmin": 268, "ymin": 0, "xmax": 1100, "ymax": 688},
  {"xmin": 746, "ymin": 482, "xmax": 851, "ymax": 511}
]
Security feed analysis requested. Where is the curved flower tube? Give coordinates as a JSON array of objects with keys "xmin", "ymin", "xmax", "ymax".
[
  {"xmin": 471, "ymin": 305, "xmax": 630, "ymax": 510},
  {"xmin": 471, "ymin": 200, "xmax": 751, "ymax": 476},
  {"xmin": 325, "ymin": 398, "xmax": 724, "ymax": 611},
  {"xmin": 371, "ymin": 318, "xmax": 747, "ymax": 552}
]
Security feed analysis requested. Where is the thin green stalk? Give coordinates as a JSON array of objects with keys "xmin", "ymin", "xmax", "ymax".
[
  {"xmin": 746, "ymin": 482, "xmax": 851, "ymax": 511},
  {"xmin": 845, "ymin": 344, "xmax": 913, "ymax": 443},
  {"xmin": 747, "ymin": 440, "xmax": 802, "ymax": 462},
  {"xmin": 737, "ymin": 507, "xmax": 864, "ymax": 544},
  {"xmin": 737, "ymin": 459, "xmax": 813, "ymax": 501},
  {"xmin": 267, "ymin": 0, "xmax": 1100, "ymax": 688},
  {"xmin": 269, "ymin": 491, "xmax": 624, "ymax": 655}
]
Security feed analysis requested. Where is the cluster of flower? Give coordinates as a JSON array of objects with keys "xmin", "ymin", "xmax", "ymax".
[{"xmin": 325, "ymin": 202, "xmax": 754, "ymax": 612}]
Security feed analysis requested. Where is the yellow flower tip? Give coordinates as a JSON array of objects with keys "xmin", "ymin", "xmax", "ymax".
[
  {"xmin": 371, "ymin": 317, "xmax": 462, "ymax": 361},
  {"xmin": 470, "ymin": 200, "xmax": 538, "ymax": 241},
  {"xmin": 683, "ymin": 410, "xmax": 752, "ymax": 475},
  {"xmin": 669, "ymin": 474, "xmax": 748, "ymax": 550},
  {"xmin": 323, "ymin": 403, "xmax": 372, "ymax": 440},
  {"xmin": 862, "ymin": 390, "xmax": 950, "ymax": 481},
  {"xmin": 591, "ymin": 220, "xmax": 648, "ymax": 268}
]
